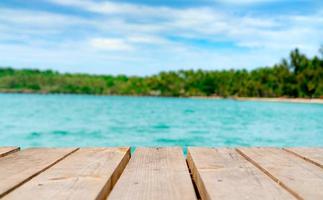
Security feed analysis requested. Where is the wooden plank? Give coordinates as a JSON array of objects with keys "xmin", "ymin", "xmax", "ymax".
[
  {"xmin": 237, "ymin": 147, "xmax": 323, "ymax": 200},
  {"xmin": 0, "ymin": 148, "xmax": 77, "ymax": 198},
  {"xmin": 107, "ymin": 147, "xmax": 197, "ymax": 200},
  {"xmin": 187, "ymin": 147, "xmax": 294, "ymax": 200},
  {"xmin": 0, "ymin": 147, "xmax": 20, "ymax": 158},
  {"xmin": 3, "ymin": 147, "xmax": 130, "ymax": 200},
  {"xmin": 284, "ymin": 147, "xmax": 323, "ymax": 169}
]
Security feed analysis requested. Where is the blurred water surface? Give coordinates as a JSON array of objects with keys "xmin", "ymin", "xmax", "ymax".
[{"xmin": 0, "ymin": 94, "xmax": 322, "ymax": 148}]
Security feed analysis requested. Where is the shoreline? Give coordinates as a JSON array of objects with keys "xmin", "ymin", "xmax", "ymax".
[
  {"xmin": 0, "ymin": 91, "xmax": 322, "ymax": 104},
  {"xmin": 190, "ymin": 96, "xmax": 323, "ymax": 104},
  {"xmin": 232, "ymin": 97, "xmax": 323, "ymax": 104}
]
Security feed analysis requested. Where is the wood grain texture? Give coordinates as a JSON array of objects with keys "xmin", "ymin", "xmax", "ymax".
[
  {"xmin": 237, "ymin": 147, "xmax": 323, "ymax": 200},
  {"xmin": 0, "ymin": 148, "xmax": 77, "ymax": 198},
  {"xmin": 107, "ymin": 147, "xmax": 197, "ymax": 200},
  {"xmin": 0, "ymin": 147, "xmax": 20, "ymax": 158},
  {"xmin": 3, "ymin": 147, "xmax": 130, "ymax": 200},
  {"xmin": 284, "ymin": 147, "xmax": 323, "ymax": 169},
  {"xmin": 187, "ymin": 147, "xmax": 294, "ymax": 200}
]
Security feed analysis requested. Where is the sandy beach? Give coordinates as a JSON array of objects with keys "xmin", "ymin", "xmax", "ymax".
[{"xmin": 235, "ymin": 97, "xmax": 323, "ymax": 104}]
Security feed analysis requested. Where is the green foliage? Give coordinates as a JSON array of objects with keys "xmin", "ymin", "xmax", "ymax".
[{"xmin": 0, "ymin": 48, "xmax": 322, "ymax": 98}]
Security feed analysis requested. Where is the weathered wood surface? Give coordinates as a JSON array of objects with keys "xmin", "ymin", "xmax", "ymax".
[
  {"xmin": 284, "ymin": 147, "xmax": 323, "ymax": 168},
  {"xmin": 0, "ymin": 148, "xmax": 77, "ymax": 198},
  {"xmin": 187, "ymin": 147, "xmax": 294, "ymax": 200},
  {"xmin": 3, "ymin": 148, "xmax": 130, "ymax": 200},
  {"xmin": 237, "ymin": 147, "xmax": 323, "ymax": 200},
  {"xmin": 107, "ymin": 147, "xmax": 197, "ymax": 200},
  {"xmin": 0, "ymin": 147, "xmax": 322, "ymax": 199},
  {"xmin": 0, "ymin": 147, "xmax": 19, "ymax": 158}
]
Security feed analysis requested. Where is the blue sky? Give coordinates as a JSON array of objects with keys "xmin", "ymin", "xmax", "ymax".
[{"xmin": 0, "ymin": 0, "xmax": 322, "ymax": 75}]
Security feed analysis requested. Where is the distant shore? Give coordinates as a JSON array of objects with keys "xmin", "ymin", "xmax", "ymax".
[
  {"xmin": 189, "ymin": 96, "xmax": 323, "ymax": 104},
  {"xmin": 1, "ymin": 91, "xmax": 323, "ymax": 104},
  {"xmin": 233, "ymin": 97, "xmax": 323, "ymax": 104}
]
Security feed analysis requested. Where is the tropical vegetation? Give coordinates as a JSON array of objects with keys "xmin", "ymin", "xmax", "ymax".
[{"xmin": 0, "ymin": 48, "xmax": 322, "ymax": 98}]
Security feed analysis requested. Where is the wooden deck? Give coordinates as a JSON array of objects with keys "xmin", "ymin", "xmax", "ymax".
[{"xmin": 0, "ymin": 147, "xmax": 322, "ymax": 200}]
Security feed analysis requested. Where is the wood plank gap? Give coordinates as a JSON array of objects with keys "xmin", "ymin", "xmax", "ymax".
[
  {"xmin": 96, "ymin": 148, "xmax": 131, "ymax": 200},
  {"xmin": 188, "ymin": 148, "xmax": 294, "ymax": 200},
  {"xmin": 0, "ymin": 147, "xmax": 20, "ymax": 158},
  {"xmin": 2, "ymin": 148, "xmax": 130, "ymax": 200},
  {"xmin": 283, "ymin": 148, "xmax": 323, "ymax": 169},
  {"xmin": 235, "ymin": 148, "xmax": 303, "ymax": 200},
  {"xmin": 185, "ymin": 159, "xmax": 201, "ymax": 200},
  {"xmin": 0, "ymin": 148, "xmax": 79, "ymax": 198},
  {"xmin": 186, "ymin": 150, "xmax": 207, "ymax": 200}
]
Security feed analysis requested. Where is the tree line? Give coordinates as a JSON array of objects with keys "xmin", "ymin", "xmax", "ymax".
[{"xmin": 0, "ymin": 48, "xmax": 322, "ymax": 98}]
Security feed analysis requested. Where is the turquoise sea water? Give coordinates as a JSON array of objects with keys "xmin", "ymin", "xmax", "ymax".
[{"xmin": 0, "ymin": 94, "xmax": 322, "ymax": 148}]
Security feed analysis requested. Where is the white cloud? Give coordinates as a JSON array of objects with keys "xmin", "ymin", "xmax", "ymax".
[
  {"xmin": 44, "ymin": 0, "xmax": 322, "ymax": 53},
  {"xmin": 215, "ymin": 0, "xmax": 281, "ymax": 5},
  {"xmin": 0, "ymin": 0, "xmax": 322, "ymax": 74},
  {"xmin": 0, "ymin": 8, "xmax": 88, "ymax": 28},
  {"xmin": 127, "ymin": 35, "xmax": 167, "ymax": 45},
  {"xmin": 47, "ymin": 0, "xmax": 174, "ymax": 17},
  {"xmin": 90, "ymin": 38, "xmax": 133, "ymax": 51}
]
